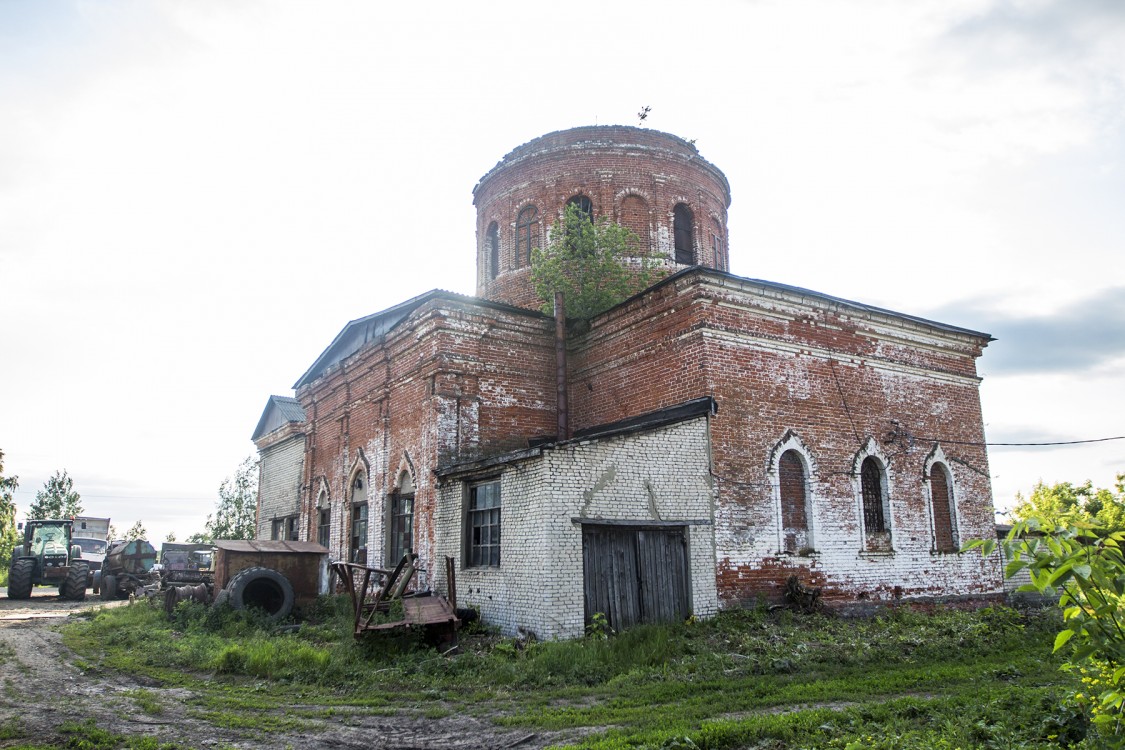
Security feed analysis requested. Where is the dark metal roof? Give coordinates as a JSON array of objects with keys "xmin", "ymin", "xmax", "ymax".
[
  {"xmin": 436, "ymin": 396, "xmax": 717, "ymax": 479},
  {"xmin": 293, "ymin": 289, "xmax": 547, "ymax": 390},
  {"xmin": 251, "ymin": 395, "xmax": 307, "ymax": 441}
]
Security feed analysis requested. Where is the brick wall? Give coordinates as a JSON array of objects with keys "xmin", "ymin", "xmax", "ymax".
[
  {"xmin": 473, "ymin": 126, "xmax": 732, "ymax": 310},
  {"xmin": 566, "ymin": 270, "xmax": 1005, "ymax": 605},
  {"xmin": 295, "ymin": 296, "xmax": 557, "ymax": 574}
]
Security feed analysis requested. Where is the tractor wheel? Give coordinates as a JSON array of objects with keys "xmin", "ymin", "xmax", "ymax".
[
  {"xmin": 62, "ymin": 562, "xmax": 89, "ymax": 601},
  {"xmin": 7, "ymin": 559, "xmax": 34, "ymax": 600},
  {"xmin": 224, "ymin": 567, "xmax": 294, "ymax": 620},
  {"xmin": 101, "ymin": 574, "xmax": 118, "ymax": 601}
]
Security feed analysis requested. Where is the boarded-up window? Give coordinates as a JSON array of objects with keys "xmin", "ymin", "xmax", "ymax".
[
  {"xmin": 486, "ymin": 222, "xmax": 500, "ymax": 280},
  {"xmin": 673, "ymin": 203, "xmax": 694, "ymax": 264},
  {"xmin": 516, "ymin": 205, "xmax": 539, "ymax": 265},
  {"xmin": 860, "ymin": 456, "xmax": 890, "ymax": 550},
  {"xmin": 619, "ymin": 194, "xmax": 650, "ymax": 255},
  {"xmin": 711, "ymin": 218, "xmax": 725, "ymax": 270},
  {"xmin": 930, "ymin": 463, "xmax": 957, "ymax": 552},
  {"xmin": 779, "ymin": 450, "xmax": 809, "ymax": 553},
  {"xmin": 467, "ymin": 479, "xmax": 501, "ymax": 567}
]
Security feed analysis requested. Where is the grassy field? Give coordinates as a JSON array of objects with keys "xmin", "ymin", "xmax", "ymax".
[{"xmin": 15, "ymin": 598, "xmax": 1093, "ymax": 748}]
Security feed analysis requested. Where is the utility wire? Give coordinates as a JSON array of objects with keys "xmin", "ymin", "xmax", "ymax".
[{"xmin": 911, "ymin": 435, "xmax": 1125, "ymax": 448}]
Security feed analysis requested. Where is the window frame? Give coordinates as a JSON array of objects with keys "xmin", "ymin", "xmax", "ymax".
[
  {"xmin": 858, "ymin": 454, "xmax": 893, "ymax": 551},
  {"xmin": 515, "ymin": 205, "xmax": 540, "ymax": 265},
  {"xmin": 464, "ymin": 478, "xmax": 501, "ymax": 568},
  {"xmin": 673, "ymin": 203, "xmax": 694, "ymax": 264},
  {"xmin": 386, "ymin": 471, "xmax": 415, "ymax": 567},
  {"xmin": 349, "ymin": 473, "xmax": 368, "ymax": 564}
]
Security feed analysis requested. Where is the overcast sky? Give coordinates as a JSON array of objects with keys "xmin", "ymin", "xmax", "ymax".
[{"xmin": 1, "ymin": 0, "xmax": 1122, "ymax": 543}]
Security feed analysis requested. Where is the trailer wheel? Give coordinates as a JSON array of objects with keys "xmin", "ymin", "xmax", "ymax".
[
  {"xmin": 224, "ymin": 567, "xmax": 294, "ymax": 620},
  {"xmin": 7, "ymin": 559, "xmax": 33, "ymax": 600},
  {"xmin": 61, "ymin": 562, "xmax": 89, "ymax": 601},
  {"xmin": 101, "ymin": 574, "xmax": 117, "ymax": 601}
]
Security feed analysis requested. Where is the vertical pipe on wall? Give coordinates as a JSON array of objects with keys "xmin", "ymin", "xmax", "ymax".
[{"xmin": 555, "ymin": 291, "xmax": 569, "ymax": 441}]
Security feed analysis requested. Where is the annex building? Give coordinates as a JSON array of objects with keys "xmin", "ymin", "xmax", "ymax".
[{"xmin": 252, "ymin": 126, "xmax": 1004, "ymax": 638}]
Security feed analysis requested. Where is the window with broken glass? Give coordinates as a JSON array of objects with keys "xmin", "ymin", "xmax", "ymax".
[
  {"xmin": 387, "ymin": 472, "xmax": 415, "ymax": 567},
  {"xmin": 317, "ymin": 507, "xmax": 330, "ymax": 549},
  {"xmin": 466, "ymin": 479, "xmax": 501, "ymax": 567},
  {"xmin": 350, "ymin": 474, "xmax": 368, "ymax": 564}
]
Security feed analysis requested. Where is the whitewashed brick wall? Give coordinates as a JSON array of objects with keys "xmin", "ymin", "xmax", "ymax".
[
  {"xmin": 435, "ymin": 417, "xmax": 717, "ymax": 639},
  {"xmin": 256, "ymin": 435, "xmax": 304, "ymax": 540}
]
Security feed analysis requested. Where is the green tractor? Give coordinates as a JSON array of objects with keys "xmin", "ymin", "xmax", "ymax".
[{"xmin": 7, "ymin": 519, "xmax": 89, "ymax": 600}]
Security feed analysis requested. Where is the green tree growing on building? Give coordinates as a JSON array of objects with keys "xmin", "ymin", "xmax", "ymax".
[
  {"xmin": 29, "ymin": 469, "xmax": 83, "ymax": 519},
  {"xmin": 531, "ymin": 202, "xmax": 659, "ymax": 320}
]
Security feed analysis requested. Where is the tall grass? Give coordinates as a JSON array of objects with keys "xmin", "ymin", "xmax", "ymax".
[{"xmin": 61, "ymin": 598, "xmax": 1077, "ymax": 749}]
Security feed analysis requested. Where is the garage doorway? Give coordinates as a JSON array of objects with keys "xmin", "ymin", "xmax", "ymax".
[{"xmin": 581, "ymin": 524, "xmax": 691, "ymax": 631}]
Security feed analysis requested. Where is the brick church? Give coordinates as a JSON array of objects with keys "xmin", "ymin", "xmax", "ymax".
[{"xmin": 252, "ymin": 126, "xmax": 1004, "ymax": 638}]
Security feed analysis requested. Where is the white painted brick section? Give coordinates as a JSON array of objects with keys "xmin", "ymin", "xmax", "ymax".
[{"xmin": 436, "ymin": 417, "xmax": 717, "ymax": 639}]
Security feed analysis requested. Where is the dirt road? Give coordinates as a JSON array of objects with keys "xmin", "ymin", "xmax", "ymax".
[{"xmin": 0, "ymin": 589, "xmax": 569, "ymax": 749}]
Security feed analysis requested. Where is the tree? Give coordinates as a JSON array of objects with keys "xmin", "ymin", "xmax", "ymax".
[
  {"xmin": 1012, "ymin": 475, "xmax": 1125, "ymax": 531},
  {"xmin": 165, "ymin": 531, "xmax": 176, "ymax": 543},
  {"xmin": 967, "ymin": 472, "xmax": 1125, "ymax": 746},
  {"xmin": 124, "ymin": 520, "xmax": 147, "ymax": 541},
  {"xmin": 195, "ymin": 456, "xmax": 258, "ymax": 542},
  {"xmin": 530, "ymin": 202, "xmax": 658, "ymax": 320},
  {"xmin": 28, "ymin": 469, "xmax": 83, "ymax": 519},
  {"xmin": 0, "ymin": 450, "xmax": 20, "ymax": 569}
]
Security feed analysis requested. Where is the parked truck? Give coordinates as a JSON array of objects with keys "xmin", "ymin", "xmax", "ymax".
[
  {"xmin": 6, "ymin": 519, "xmax": 89, "ymax": 600},
  {"xmin": 97, "ymin": 539, "xmax": 158, "ymax": 600},
  {"xmin": 71, "ymin": 516, "xmax": 111, "ymax": 581}
]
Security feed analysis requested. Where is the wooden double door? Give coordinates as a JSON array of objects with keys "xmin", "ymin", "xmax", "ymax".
[{"xmin": 581, "ymin": 524, "xmax": 691, "ymax": 631}]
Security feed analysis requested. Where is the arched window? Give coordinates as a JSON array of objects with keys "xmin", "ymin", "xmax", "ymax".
[
  {"xmin": 316, "ymin": 488, "xmax": 330, "ymax": 549},
  {"xmin": 567, "ymin": 195, "xmax": 593, "ymax": 221},
  {"xmin": 673, "ymin": 203, "xmax": 694, "ymax": 264},
  {"xmin": 711, "ymin": 218, "xmax": 725, "ymax": 270},
  {"xmin": 779, "ymin": 450, "xmax": 810, "ymax": 553},
  {"xmin": 350, "ymin": 473, "xmax": 368, "ymax": 564},
  {"xmin": 860, "ymin": 456, "xmax": 891, "ymax": 549},
  {"xmin": 565, "ymin": 195, "xmax": 594, "ymax": 253},
  {"xmin": 516, "ymin": 205, "xmax": 540, "ymax": 265},
  {"xmin": 387, "ymin": 471, "xmax": 415, "ymax": 566},
  {"xmin": 486, "ymin": 222, "xmax": 499, "ymax": 280},
  {"xmin": 929, "ymin": 463, "xmax": 957, "ymax": 552}
]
